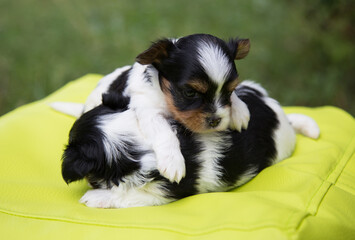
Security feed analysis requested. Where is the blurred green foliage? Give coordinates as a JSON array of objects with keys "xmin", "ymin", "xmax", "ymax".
[{"xmin": 0, "ymin": 0, "xmax": 354, "ymax": 116}]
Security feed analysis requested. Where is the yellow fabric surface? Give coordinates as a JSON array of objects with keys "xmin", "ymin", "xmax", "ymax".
[{"xmin": 0, "ymin": 74, "xmax": 354, "ymax": 240}]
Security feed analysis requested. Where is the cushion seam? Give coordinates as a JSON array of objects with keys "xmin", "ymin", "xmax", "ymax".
[
  {"xmin": 1, "ymin": 208, "xmax": 292, "ymax": 236},
  {"xmin": 292, "ymin": 135, "xmax": 355, "ymax": 234},
  {"xmin": 307, "ymin": 135, "xmax": 355, "ymax": 212}
]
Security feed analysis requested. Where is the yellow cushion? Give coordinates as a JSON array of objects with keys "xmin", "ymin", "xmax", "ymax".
[{"xmin": 1, "ymin": 74, "xmax": 354, "ymax": 239}]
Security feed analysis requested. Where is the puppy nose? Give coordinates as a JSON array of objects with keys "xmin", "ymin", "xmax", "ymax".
[{"xmin": 207, "ymin": 117, "xmax": 222, "ymax": 128}]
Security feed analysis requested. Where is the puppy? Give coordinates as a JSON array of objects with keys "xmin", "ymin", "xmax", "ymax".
[
  {"xmin": 54, "ymin": 34, "xmax": 251, "ymax": 184},
  {"xmin": 62, "ymin": 80, "xmax": 319, "ymax": 208}
]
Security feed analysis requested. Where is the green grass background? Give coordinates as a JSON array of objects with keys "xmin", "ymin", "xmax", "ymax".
[{"xmin": 1, "ymin": 0, "xmax": 354, "ymax": 116}]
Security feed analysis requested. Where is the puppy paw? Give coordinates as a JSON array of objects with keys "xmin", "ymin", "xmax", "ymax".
[
  {"xmin": 156, "ymin": 150, "xmax": 186, "ymax": 183},
  {"xmin": 230, "ymin": 94, "xmax": 250, "ymax": 132},
  {"xmin": 80, "ymin": 189, "xmax": 115, "ymax": 208}
]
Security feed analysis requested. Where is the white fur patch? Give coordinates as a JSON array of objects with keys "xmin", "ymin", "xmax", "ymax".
[
  {"xmin": 195, "ymin": 132, "xmax": 232, "ymax": 193},
  {"xmin": 197, "ymin": 41, "xmax": 232, "ymax": 84},
  {"xmin": 80, "ymin": 181, "xmax": 171, "ymax": 208},
  {"xmin": 126, "ymin": 63, "xmax": 165, "ymax": 108},
  {"xmin": 230, "ymin": 93, "xmax": 250, "ymax": 132},
  {"xmin": 98, "ymin": 111, "xmax": 143, "ymax": 165},
  {"xmin": 264, "ymin": 98, "xmax": 296, "ymax": 163},
  {"xmin": 214, "ymin": 103, "xmax": 231, "ymax": 131}
]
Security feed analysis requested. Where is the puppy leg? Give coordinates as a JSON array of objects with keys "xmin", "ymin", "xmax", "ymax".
[
  {"xmin": 80, "ymin": 182, "xmax": 171, "ymax": 208},
  {"xmin": 80, "ymin": 189, "xmax": 117, "ymax": 208},
  {"xmin": 127, "ymin": 67, "xmax": 186, "ymax": 183},
  {"xmin": 136, "ymin": 109, "xmax": 186, "ymax": 183},
  {"xmin": 230, "ymin": 93, "xmax": 250, "ymax": 132}
]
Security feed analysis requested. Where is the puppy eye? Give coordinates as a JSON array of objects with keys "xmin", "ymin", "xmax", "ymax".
[{"xmin": 183, "ymin": 89, "xmax": 198, "ymax": 98}]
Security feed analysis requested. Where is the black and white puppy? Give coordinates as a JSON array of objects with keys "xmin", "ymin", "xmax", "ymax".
[
  {"xmin": 61, "ymin": 80, "xmax": 319, "ymax": 208},
  {"xmin": 54, "ymin": 34, "xmax": 251, "ymax": 184}
]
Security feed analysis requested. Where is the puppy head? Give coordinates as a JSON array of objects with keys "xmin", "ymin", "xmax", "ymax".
[{"xmin": 136, "ymin": 34, "xmax": 250, "ymax": 133}]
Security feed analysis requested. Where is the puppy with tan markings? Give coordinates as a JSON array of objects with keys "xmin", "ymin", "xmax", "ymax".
[
  {"xmin": 131, "ymin": 35, "xmax": 250, "ymax": 183},
  {"xmin": 53, "ymin": 34, "xmax": 251, "ymax": 184}
]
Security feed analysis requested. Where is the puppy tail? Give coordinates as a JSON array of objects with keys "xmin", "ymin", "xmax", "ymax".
[
  {"xmin": 287, "ymin": 114, "xmax": 320, "ymax": 139},
  {"xmin": 50, "ymin": 102, "xmax": 85, "ymax": 118}
]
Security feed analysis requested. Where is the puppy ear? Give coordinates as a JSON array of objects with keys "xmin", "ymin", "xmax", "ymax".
[
  {"xmin": 135, "ymin": 39, "xmax": 175, "ymax": 65},
  {"xmin": 229, "ymin": 38, "xmax": 250, "ymax": 60},
  {"xmin": 61, "ymin": 145, "xmax": 95, "ymax": 184}
]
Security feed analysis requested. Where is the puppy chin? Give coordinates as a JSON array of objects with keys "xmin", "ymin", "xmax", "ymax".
[{"xmin": 195, "ymin": 123, "xmax": 229, "ymax": 133}]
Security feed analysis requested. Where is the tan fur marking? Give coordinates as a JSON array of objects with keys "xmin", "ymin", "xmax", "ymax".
[
  {"xmin": 227, "ymin": 78, "xmax": 239, "ymax": 92},
  {"xmin": 235, "ymin": 39, "xmax": 250, "ymax": 60},
  {"xmin": 187, "ymin": 80, "xmax": 209, "ymax": 94},
  {"xmin": 162, "ymin": 78, "xmax": 208, "ymax": 132}
]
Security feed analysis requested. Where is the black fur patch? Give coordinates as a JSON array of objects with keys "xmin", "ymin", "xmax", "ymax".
[
  {"xmin": 219, "ymin": 90, "xmax": 279, "ymax": 185},
  {"xmin": 102, "ymin": 68, "xmax": 131, "ymax": 110},
  {"xmin": 160, "ymin": 121, "xmax": 202, "ymax": 199}
]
